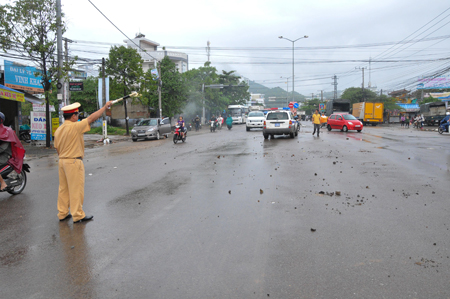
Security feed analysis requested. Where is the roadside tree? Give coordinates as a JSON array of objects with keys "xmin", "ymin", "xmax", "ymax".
[{"xmin": 105, "ymin": 45, "xmax": 143, "ymax": 135}]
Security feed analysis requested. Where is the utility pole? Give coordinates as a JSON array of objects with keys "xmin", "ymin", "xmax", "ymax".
[
  {"xmin": 202, "ymin": 84, "xmax": 205, "ymax": 122},
  {"xmin": 311, "ymin": 93, "xmax": 314, "ymax": 100},
  {"xmin": 101, "ymin": 57, "xmax": 107, "ymax": 140},
  {"xmin": 102, "ymin": 58, "xmax": 106, "ymax": 119},
  {"xmin": 63, "ymin": 38, "xmax": 73, "ymax": 105},
  {"xmin": 206, "ymin": 41, "xmax": 210, "ymax": 62},
  {"xmin": 56, "ymin": 0, "xmax": 63, "ymax": 132},
  {"xmin": 158, "ymin": 62, "xmax": 162, "ymax": 118},
  {"xmin": 356, "ymin": 67, "xmax": 365, "ymax": 102},
  {"xmin": 332, "ymin": 75, "xmax": 338, "ymax": 100},
  {"xmin": 318, "ymin": 90, "xmax": 323, "ymax": 102}
]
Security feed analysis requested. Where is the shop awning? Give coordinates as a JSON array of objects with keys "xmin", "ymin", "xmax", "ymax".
[
  {"xmin": 397, "ymin": 103, "xmax": 420, "ymax": 112},
  {"xmin": 23, "ymin": 91, "xmax": 44, "ymax": 104},
  {"xmin": 0, "ymin": 83, "xmax": 44, "ymax": 104},
  {"xmin": 0, "ymin": 83, "xmax": 25, "ymax": 102}
]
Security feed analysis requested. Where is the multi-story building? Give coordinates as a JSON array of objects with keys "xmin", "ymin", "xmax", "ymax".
[{"xmin": 124, "ymin": 34, "xmax": 188, "ymax": 73}]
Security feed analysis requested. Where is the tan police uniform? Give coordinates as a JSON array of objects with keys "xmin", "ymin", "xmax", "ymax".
[{"xmin": 54, "ymin": 103, "xmax": 91, "ymax": 222}]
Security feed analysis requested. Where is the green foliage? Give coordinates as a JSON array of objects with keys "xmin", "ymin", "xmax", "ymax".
[
  {"xmin": 421, "ymin": 96, "xmax": 440, "ymax": 104},
  {"xmin": 341, "ymin": 87, "xmax": 378, "ymax": 104},
  {"xmin": 301, "ymin": 98, "xmax": 321, "ymax": 115},
  {"xmin": 218, "ymin": 70, "xmax": 250, "ymax": 105},
  {"xmin": 105, "ymin": 45, "xmax": 144, "ymax": 98},
  {"xmin": 182, "ymin": 62, "xmax": 250, "ymax": 116},
  {"xmin": 87, "ymin": 125, "xmax": 126, "ymax": 135},
  {"xmin": 69, "ymin": 76, "xmax": 99, "ymax": 113}
]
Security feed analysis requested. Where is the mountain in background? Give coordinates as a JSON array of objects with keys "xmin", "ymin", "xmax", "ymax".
[
  {"xmin": 247, "ymin": 80, "xmax": 342, "ymax": 102},
  {"xmin": 248, "ymin": 80, "xmax": 306, "ymax": 102}
]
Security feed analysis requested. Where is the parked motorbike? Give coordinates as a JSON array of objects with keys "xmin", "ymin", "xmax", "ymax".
[
  {"xmin": 438, "ymin": 122, "xmax": 449, "ymax": 134},
  {"xmin": 19, "ymin": 125, "xmax": 31, "ymax": 142},
  {"xmin": 173, "ymin": 125, "xmax": 186, "ymax": 144},
  {"xmin": 0, "ymin": 163, "xmax": 30, "ymax": 195},
  {"xmin": 187, "ymin": 123, "xmax": 192, "ymax": 131}
]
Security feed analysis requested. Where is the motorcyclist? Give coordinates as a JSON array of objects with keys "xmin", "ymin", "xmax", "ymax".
[
  {"xmin": 226, "ymin": 114, "xmax": 233, "ymax": 129},
  {"xmin": 216, "ymin": 115, "xmax": 223, "ymax": 128},
  {"xmin": 440, "ymin": 112, "xmax": 450, "ymax": 132},
  {"xmin": 0, "ymin": 112, "xmax": 25, "ymax": 190},
  {"xmin": 177, "ymin": 116, "xmax": 186, "ymax": 138},
  {"xmin": 194, "ymin": 115, "xmax": 200, "ymax": 131}
]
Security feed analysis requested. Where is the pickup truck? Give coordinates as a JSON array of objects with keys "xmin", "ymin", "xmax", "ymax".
[{"xmin": 420, "ymin": 101, "xmax": 446, "ymax": 126}]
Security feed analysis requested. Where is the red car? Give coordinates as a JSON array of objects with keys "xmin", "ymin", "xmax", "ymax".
[{"xmin": 327, "ymin": 113, "xmax": 363, "ymax": 132}]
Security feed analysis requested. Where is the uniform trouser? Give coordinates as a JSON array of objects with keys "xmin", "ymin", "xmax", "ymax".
[{"xmin": 57, "ymin": 159, "xmax": 86, "ymax": 222}]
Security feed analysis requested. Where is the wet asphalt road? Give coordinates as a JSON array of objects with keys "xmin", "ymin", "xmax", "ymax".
[{"xmin": 0, "ymin": 123, "xmax": 449, "ymax": 298}]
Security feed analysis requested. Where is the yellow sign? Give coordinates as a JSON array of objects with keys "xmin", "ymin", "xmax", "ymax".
[
  {"xmin": 0, "ymin": 87, "xmax": 25, "ymax": 102},
  {"xmin": 52, "ymin": 118, "xmax": 60, "ymax": 136}
]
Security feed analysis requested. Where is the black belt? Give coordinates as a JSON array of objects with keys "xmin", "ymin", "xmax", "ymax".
[{"xmin": 60, "ymin": 157, "xmax": 83, "ymax": 160}]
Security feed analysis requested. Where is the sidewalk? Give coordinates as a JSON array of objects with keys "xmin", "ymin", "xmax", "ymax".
[
  {"xmin": 22, "ymin": 134, "xmax": 131, "ymax": 160},
  {"xmin": 22, "ymin": 127, "xmax": 213, "ymax": 160}
]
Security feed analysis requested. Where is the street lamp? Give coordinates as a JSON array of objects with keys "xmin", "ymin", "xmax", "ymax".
[
  {"xmin": 279, "ymin": 35, "xmax": 308, "ymax": 102},
  {"xmin": 281, "ymin": 76, "xmax": 292, "ymax": 106}
]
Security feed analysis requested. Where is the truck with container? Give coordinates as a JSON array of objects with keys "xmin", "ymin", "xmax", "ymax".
[
  {"xmin": 325, "ymin": 99, "xmax": 351, "ymax": 116},
  {"xmin": 352, "ymin": 102, "xmax": 384, "ymax": 126},
  {"xmin": 419, "ymin": 101, "xmax": 446, "ymax": 126}
]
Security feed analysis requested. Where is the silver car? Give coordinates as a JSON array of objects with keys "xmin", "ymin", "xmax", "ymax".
[
  {"xmin": 131, "ymin": 118, "xmax": 171, "ymax": 142},
  {"xmin": 263, "ymin": 110, "xmax": 298, "ymax": 139}
]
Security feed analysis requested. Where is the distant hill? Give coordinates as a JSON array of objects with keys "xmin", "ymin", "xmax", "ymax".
[{"xmin": 249, "ymin": 80, "xmax": 306, "ymax": 102}]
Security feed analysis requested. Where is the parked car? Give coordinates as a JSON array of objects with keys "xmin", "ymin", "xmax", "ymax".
[
  {"xmin": 131, "ymin": 117, "xmax": 171, "ymax": 142},
  {"xmin": 327, "ymin": 113, "xmax": 363, "ymax": 132},
  {"xmin": 263, "ymin": 110, "xmax": 298, "ymax": 139},
  {"xmin": 246, "ymin": 111, "xmax": 265, "ymax": 131}
]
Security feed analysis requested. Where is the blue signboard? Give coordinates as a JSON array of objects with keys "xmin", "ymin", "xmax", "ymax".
[
  {"xmin": 293, "ymin": 102, "xmax": 299, "ymax": 109},
  {"xmin": 4, "ymin": 60, "xmax": 44, "ymax": 93}
]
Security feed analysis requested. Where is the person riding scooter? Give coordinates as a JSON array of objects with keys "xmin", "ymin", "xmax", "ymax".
[
  {"xmin": 440, "ymin": 112, "xmax": 450, "ymax": 131},
  {"xmin": 0, "ymin": 112, "xmax": 26, "ymax": 190},
  {"xmin": 226, "ymin": 115, "xmax": 233, "ymax": 130}
]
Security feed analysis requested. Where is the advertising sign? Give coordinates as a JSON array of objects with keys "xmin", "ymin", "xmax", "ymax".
[
  {"xmin": 52, "ymin": 118, "xmax": 60, "ymax": 136},
  {"xmin": 33, "ymin": 103, "xmax": 55, "ymax": 112},
  {"xmin": 4, "ymin": 60, "xmax": 44, "ymax": 93},
  {"xmin": 0, "ymin": 85, "xmax": 25, "ymax": 102},
  {"xmin": 151, "ymin": 69, "xmax": 159, "ymax": 80},
  {"xmin": 417, "ymin": 76, "xmax": 450, "ymax": 89},
  {"xmin": 98, "ymin": 77, "xmax": 110, "ymax": 108},
  {"xmin": 69, "ymin": 82, "xmax": 83, "ymax": 91},
  {"xmin": 31, "ymin": 111, "xmax": 48, "ymax": 141}
]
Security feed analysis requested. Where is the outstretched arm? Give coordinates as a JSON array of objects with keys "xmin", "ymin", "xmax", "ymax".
[{"xmin": 87, "ymin": 101, "xmax": 113, "ymax": 124}]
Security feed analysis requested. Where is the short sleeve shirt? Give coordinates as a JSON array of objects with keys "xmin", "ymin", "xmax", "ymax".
[
  {"xmin": 312, "ymin": 113, "xmax": 321, "ymax": 124},
  {"xmin": 54, "ymin": 119, "xmax": 90, "ymax": 159}
]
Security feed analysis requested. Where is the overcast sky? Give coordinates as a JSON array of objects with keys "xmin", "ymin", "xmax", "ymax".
[{"xmin": 4, "ymin": 0, "xmax": 450, "ymax": 98}]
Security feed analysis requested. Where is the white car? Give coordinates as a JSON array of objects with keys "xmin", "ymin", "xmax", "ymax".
[
  {"xmin": 263, "ymin": 110, "xmax": 298, "ymax": 139},
  {"xmin": 246, "ymin": 111, "xmax": 265, "ymax": 131}
]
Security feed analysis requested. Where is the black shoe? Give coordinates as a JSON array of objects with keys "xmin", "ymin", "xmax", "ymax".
[
  {"xmin": 74, "ymin": 215, "xmax": 94, "ymax": 223},
  {"xmin": 59, "ymin": 214, "xmax": 72, "ymax": 221}
]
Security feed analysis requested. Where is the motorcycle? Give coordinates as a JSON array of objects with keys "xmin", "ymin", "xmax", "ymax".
[
  {"xmin": 173, "ymin": 125, "xmax": 186, "ymax": 144},
  {"xmin": 187, "ymin": 123, "xmax": 192, "ymax": 131},
  {"xmin": 19, "ymin": 125, "xmax": 31, "ymax": 142},
  {"xmin": 438, "ymin": 122, "xmax": 449, "ymax": 134},
  {"xmin": 0, "ymin": 163, "xmax": 30, "ymax": 195},
  {"xmin": 210, "ymin": 120, "xmax": 217, "ymax": 133}
]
